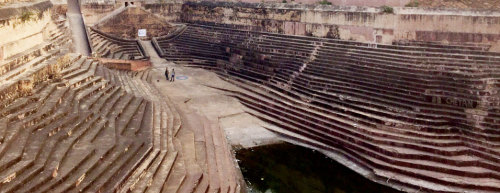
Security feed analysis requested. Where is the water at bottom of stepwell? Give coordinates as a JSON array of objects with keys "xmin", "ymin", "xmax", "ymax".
[{"xmin": 236, "ymin": 143, "xmax": 403, "ymax": 193}]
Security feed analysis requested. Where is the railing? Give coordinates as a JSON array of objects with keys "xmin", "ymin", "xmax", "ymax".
[
  {"xmin": 89, "ymin": 27, "xmax": 138, "ymax": 43},
  {"xmin": 136, "ymin": 41, "xmax": 150, "ymax": 60},
  {"xmin": 151, "ymin": 37, "xmax": 164, "ymax": 57},
  {"xmin": 84, "ymin": 27, "xmax": 95, "ymax": 57}
]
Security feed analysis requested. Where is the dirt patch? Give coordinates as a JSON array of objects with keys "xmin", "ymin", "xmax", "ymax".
[{"xmin": 94, "ymin": 6, "xmax": 174, "ymax": 40}]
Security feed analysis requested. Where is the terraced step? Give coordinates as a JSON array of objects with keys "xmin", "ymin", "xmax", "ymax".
[
  {"xmin": 89, "ymin": 28, "xmax": 147, "ymax": 60},
  {"xmin": 157, "ymin": 24, "xmax": 500, "ymax": 192},
  {"xmin": 0, "ymin": 53, "xmax": 158, "ymax": 192}
]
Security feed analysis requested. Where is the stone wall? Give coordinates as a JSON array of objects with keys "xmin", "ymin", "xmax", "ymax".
[
  {"xmin": 144, "ymin": 2, "xmax": 500, "ymax": 48},
  {"xmin": 0, "ymin": 54, "xmax": 74, "ymax": 108},
  {"xmin": 94, "ymin": 6, "xmax": 173, "ymax": 39},
  {"xmin": 0, "ymin": 1, "xmax": 55, "ymax": 61},
  {"xmin": 97, "ymin": 57, "xmax": 151, "ymax": 71},
  {"xmin": 81, "ymin": 0, "xmax": 115, "ymax": 5},
  {"xmin": 143, "ymin": 3, "xmax": 181, "ymax": 22},
  {"xmin": 0, "ymin": 0, "xmax": 39, "ymax": 5},
  {"xmin": 144, "ymin": 0, "xmax": 411, "ymax": 6},
  {"xmin": 81, "ymin": 3, "xmax": 117, "ymax": 25},
  {"xmin": 220, "ymin": 0, "xmax": 411, "ymax": 6}
]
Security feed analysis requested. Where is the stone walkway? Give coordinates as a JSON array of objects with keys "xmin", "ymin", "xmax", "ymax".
[{"xmin": 141, "ymin": 40, "xmax": 282, "ymax": 149}]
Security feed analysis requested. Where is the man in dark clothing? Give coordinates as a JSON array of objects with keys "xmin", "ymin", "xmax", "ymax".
[
  {"xmin": 170, "ymin": 69, "xmax": 175, "ymax": 82},
  {"xmin": 165, "ymin": 68, "xmax": 169, "ymax": 81}
]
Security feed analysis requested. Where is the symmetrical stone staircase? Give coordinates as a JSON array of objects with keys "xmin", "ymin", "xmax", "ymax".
[
  {"xmin": 0, "ymin": 53, "xmax": 241, "ymax": 192},
  {"xmin": 0, "ymin": 15, "xmax": 241, "ymax": 192},
  {"xmin": 89, "ymin": 27, "xmax": 148, "ymax": 60},
  {"xmin": 95, "ymin": 66, "xmax": 241, "ymax": 193},
  {"xmin": 156, "ymin": 24, "xmax": 500, "ymax": 193},
  {"xmin": 0, "ymin": 51, "xmax": 155, "ymax": 192},
  {"xmin": 0, "ymin": 17, "xmax": 71, "ymax": 109}
]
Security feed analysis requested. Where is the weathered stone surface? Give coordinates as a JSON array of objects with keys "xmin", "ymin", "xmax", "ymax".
[
  {"xmin": 88, "ymin": 27, "xmax": 149, "ymax": 60},
  {"xmin": 97, "ymin": 57, "xmax": 151, "ymax": 71},
  {"xmin": 155, "ymin": 23, "xmax": 500, "ymax": 192},
  {"xmin": 144, "ymin": 1, "xmax": 500, "ymax": 48},
  {"xmin": 0, "ymin": 1, "xmax": 57, "ymax": 61},
  {"xmin": 5, "ymin": 1, "xmax": 500, "ymax": 192},
  {"xmin": 94, "ymin": 6, "xmax": 174, "ymax": 40},
  {"xmin": 0, "ymin": 8, "xmax": 242, "ymax": 192}
]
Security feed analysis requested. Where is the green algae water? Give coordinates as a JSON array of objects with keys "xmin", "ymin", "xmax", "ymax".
[{"xmin": 236, "ymin": 143, "xmax": 402, "ymax": 193}]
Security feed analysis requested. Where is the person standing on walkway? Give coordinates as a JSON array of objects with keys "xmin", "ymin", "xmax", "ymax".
[
  {"xmin": 170, "ymin": 69, "xmax": 175, "ymax": 82},
  {"xmin": 164, "ymin": 67, "xmax": 169, "ymax": 81}
]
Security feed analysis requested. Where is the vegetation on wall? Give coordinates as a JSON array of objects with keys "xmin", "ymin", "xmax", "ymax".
[
  {"xmin": 11, "ymin": 9, "xmax": 40, "ymax": 28},
  {"xmin": 380, "ymin": 5, "xmax": 394, "ymax": 14},
  {"xmin": 325, "ymin": 25, "xmax": 340, "ymax": 39},
  {"xmin": 318, "ymin": 0, "xmax": 332, "ymax": 5},
  {"xmin": 405, "ymin": 0, "xmax": 419, "ymax": 7},
  {"xmin": 20, "ymin": 10, "xmax": 35, "ymax": 22}
]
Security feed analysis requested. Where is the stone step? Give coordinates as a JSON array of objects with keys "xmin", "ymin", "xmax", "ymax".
[
  {"xmin": 117, "ymin": 97, "xmax": 144, "ymax": 135},
  {"xmin": 0, "ymin": 86, "xmax": 69, "ymax": 168},
  {"xmin": 0, "ymin": 106, "xmax": 76, "ymax": 191},
  {"xmin": 81, "ymin": 82, "xmax": 115, "ymax": 110},
  {"xmin": 119, "ymin": 101, "xmax": 163, "ymax": 192},
  {"xmin": 60, "ymin": 57, "xmax": 87, "ymax": 77},
  {"xmin": 86, "ymin": 142, "xmax": 150, "ymax": 192},
  {"xmin": 65, "ymin": 142, "xmax": 137, "ymax": 192},
  {"xmin": 144, "ymin": 151, "xmax": 178, "ymax": 193},
  {"xmin": 0, "ymin": 26, "xmax": 67, "ymax": 76},
  {"xmin": 201, "ymin": 118, "xmax": 221, "ymax": 193},
  {"xmin": 209, "ymin": 121, "xmax": 234, "ymax": 193},
  {"xmin": 3, "ymin": 83, "xmax": 56, "ymax": 122},
  {"xmin": 175, "ymin": 115, "xmax": 203, "ymax": 192},
  {"xmin": 74, "ymin": 76, "xmax": 104, "ymax": 98},
  {"xmin": 89, "ymin": 28, "xmax": 145, "ymax": 60},
  {"xmin": 0, "ymin": 49, "xmax": 60, "ymax": 84},
  {"xmin": 161, "ymin": 138, "xmax": 187, "ymax": 192},
  {"xmin": 237, "ymin": 91, "xmax": 500, "ymax": 190},
  {"xmin": 15, "ymin": 116, "xmax": 105, "ymax": 193},
  {"xmin": 0, "ymin": 81, "xmax": 102, "ymax": 190},
  {"xmin": 123, "ymin": 149, "xmax": 162, "ymax": 193},
  {"xmin": 0, "ymin": 38, "xmax": 244, "ymax": 192},
  {"xmin": 236, "ymin": 81, "xmax": 500, "ymax": 155},
  {"xmin": 193, "ymin": 173, "xmax": 210, "ymax": 193},
  {"xmin": 62, "ymin": 59, "xmax": 92, "ymax": 80},
  {"xmin": 93, "ymin": 86, "xmax": 122, "ymax": 114}
]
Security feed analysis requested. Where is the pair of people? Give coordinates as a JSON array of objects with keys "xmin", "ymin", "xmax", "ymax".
[{"xmin": 165, "ymin": 68, "xmax": 175, "ymax": 82}]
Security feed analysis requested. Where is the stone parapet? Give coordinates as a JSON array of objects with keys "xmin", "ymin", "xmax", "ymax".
[{"xmin": 97, "ymin": 57, "xmax": 151, "ymax": 71}]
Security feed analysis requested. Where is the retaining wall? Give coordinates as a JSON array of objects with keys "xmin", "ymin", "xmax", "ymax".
[
  {"xmin": 0, "ymin": 1, "xmax": 55, "ymax": 61},
  {"xmin": 142, "ymin": 2, "xmax": 500, "ymax": 49}
]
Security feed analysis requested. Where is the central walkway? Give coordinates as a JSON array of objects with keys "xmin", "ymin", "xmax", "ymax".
[
  {"xmin": 139, "ymin": 40, "xmax": 164, "ymax": 66},
  {"xmin": 134, "ymin": 40, "xmax": 290, "ymax": 192},
  {"xmin": 140, "ymin": 40, "xmax": 281, "ymax": 148}
]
